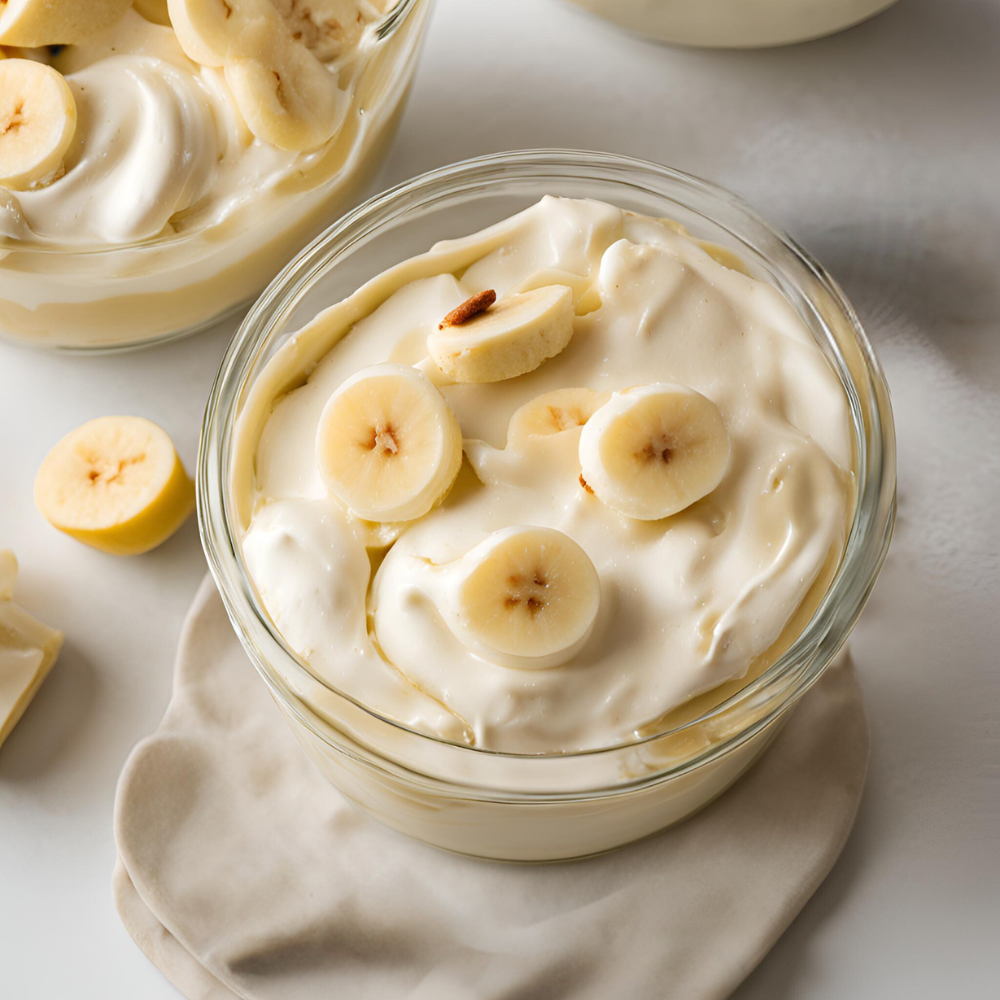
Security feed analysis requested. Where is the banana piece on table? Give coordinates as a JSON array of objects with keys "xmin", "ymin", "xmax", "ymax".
[
  {"xmin": 579, "ymin": 383, "xmax": 730, "ymax": 520},
  {"xmin": 433, "ymin": 526, "xmax": 601, "ymax": 670},
  {"xmin": 316, "ymin": 363, "xmax": 463, "ymax": 523},
  {"xmin": 0, "ymin": 60, "xmax": 77, "ymax": 191},
  {"xmin": 133, "ymin": 0, "xmax": 172, "ymax": 26},
  {"xmin": 0, "ymin": 0, "xmax": 131, "ymax": 46},
  {"xmin": 427, "ymin": 285, "xmax": 576, "ymax": 384},
  {"xmin": 34, "ymin": 416, "xmax": 196, "ymax": 556},
  {"xmin": 0, "ymin": 551, "xmax": 64, "ymax": 750},
  {"xmin": 167, "ymin": 0, "xmax": 365, "ymax": 150}
]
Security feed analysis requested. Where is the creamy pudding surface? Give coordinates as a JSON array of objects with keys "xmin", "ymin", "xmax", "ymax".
[{"xmin": 237, "ymin": 197, "xmax": 855, "ymax": 754}]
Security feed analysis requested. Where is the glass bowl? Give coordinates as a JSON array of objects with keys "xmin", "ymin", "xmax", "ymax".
[
  {"xmin": 564, "ymin": 0, "xmax": 899, "ymax": 47},
  {"xmin": 0, "ymin": 0, "xmax": 432, "ymax": 353},
  {"xmin": 199, "ymin": 149, "xmax": 896, "ymax": 862}
]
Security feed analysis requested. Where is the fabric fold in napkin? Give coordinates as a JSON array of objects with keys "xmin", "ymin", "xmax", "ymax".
[{"xmin": 114, "ymin": 576, "xmax": 869, "ymax": 1000}]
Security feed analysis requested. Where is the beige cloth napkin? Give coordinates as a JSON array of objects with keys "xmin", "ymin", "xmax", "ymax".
[{"xmin": 113, "ymin": 576, "xmax": 869, "ymax": 1000}]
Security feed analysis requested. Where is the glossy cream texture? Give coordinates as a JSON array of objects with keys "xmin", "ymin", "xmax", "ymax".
[
  {"xmin": 241, "ymin": 197, "xmax": 854, "ymax": 754},
  {"xmin": 0, "ymin": 9, "xmax": 380, "ymax": 245}
]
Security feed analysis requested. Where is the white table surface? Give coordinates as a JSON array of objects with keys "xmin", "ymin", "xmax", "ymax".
[{"xmin": 2, "ymin": 0, "xmax": 998, "ymax": 995}]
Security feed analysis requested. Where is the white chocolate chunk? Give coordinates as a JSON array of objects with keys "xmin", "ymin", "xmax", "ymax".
[{"xmin": 0, "ymin": 551, "xmax": 63, "ymax": 749}]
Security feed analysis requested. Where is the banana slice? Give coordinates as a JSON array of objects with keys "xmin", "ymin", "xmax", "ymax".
[
  {"xmin": 34, "ymin": 417, "xmax": 196, "ymax": 556},
  {"xmin": 167, "ymin": 0, "xmax": 359, "ymax": 151},
  {"xmin": 506, "ymin": 387, "xmax": 612, "ymax": 443},
  {"xmin": 439, "ymin": 526, "xmax": 601, "ymax": 670},
  {"xmin": 133, "ymin": 0, "xmax": 171, "ymax": 26},
  {"xmin": 579, "ymin": 383, "xmax": 730, "ymax": 520},
  {"xmin": 0, "ymin": 0, "xmax": 131, "ymax": 46},
  {"xmin": 0, "ymin": 60, "xmax": 77, "ymax": 192},
  {"xmin": 316, "ymin": 363, "xmax": 463, "ymax": 523},
  {"xmin": 427, "ymin": 285, "xmax": 576, "ymax": 383}
]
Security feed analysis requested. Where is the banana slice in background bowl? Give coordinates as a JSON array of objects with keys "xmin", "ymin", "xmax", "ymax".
[
  {"xmin": 0, "ymin": 0, "xmax": 131, "ymax": 47},
  {"xmin": 0, "ymin": 59, "xmax": 77, "ymax": 191}
]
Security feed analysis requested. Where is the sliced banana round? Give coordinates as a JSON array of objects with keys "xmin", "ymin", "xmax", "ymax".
[
  {"xmin": 0, "ymin": 0, "xmax": 130, "ymax": 47},
  {"xmin": 440, "ymin": 526, "xmax": 601, "ymax": 670},
  {"xmin": 34, "ymin": 416, "xmax": 195, "ymax": 556},
  {"xmin": 0, "ymin": 60, "xmax": 77, "ymax": 192},
  {"xmin": 168, "ymin": 0, "xmax": 354, "ymax": 151},
  {"xmin": 316, "ymin": 363, "xmax": 463, "ymax": 523},
  {"xmin": 427, "ymin": 284, "xmax": 575, "ymax": 383},
  {"xmin": 579, "ymin": 383, "xmax": 730, "ymax": 520},
  {"xmin": 507, "ymin": 386, "xmax": 612, "ymax": 443}
]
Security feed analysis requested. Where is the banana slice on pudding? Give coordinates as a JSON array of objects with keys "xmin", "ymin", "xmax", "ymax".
[
  {"xmin": 427, "ymin": 285, "xmax": 576, "ymax": 383},
  {"xmin": 0, "ymin": 60, "xmax": 77, "ymax": 191},
  {"xmin": 506, "ymin": 387, "xmax": 612, "ymax": 443},
  {"xmin": 167, "ymin": 0, "xmax": 357, "ymax": 150},
  {"xmin": 0, "ymin": 0, "xmax": 130, "ymax": 46},
  {"xmin": 579, "ymin": 383, "xmax": 730, "ymax": 520},
  {"xmin": 437, "ymin": 526, "xmax": 601, "ymax": 670},
  {"xmin": 316, "ymin": 363, "xmax": 463, "ymax": 523},
  {"xmin": 34, "ymin": 416, "xmax": 196, "ymax": 556}
]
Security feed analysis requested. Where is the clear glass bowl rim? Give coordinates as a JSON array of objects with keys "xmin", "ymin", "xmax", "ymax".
[
  {"xmin": 198, "ymin": 148, "xmax": 896, "ymax": 775},
  {"xmin": 0, "ymin": 0, "xmax": 423, "ymax": 258}
]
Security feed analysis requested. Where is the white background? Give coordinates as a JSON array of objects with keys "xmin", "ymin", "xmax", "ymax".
[{"xmin": 1, "ymin": 0, "xmax": 998, "ymax": 996}]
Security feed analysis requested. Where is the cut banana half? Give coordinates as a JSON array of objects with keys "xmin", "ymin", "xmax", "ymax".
[
  {"xmin": 506, "ymin": 387, "xmax": 612, "ymax": 444},
  {"xmin": 0, "ymin": 0, "xmax": 131, "ymax": 46},
  {"xmin": 34, "ymin": 416, "xmax": 196, "ymax": 556},
  {"xmin": 167, "ymin": 0, "xmax": 359, "ymax": 151},
  {"xmin": 0, "ymin": 59, "xmax": 77, "ymax": 192},
  {"xmin": 579, "ymin": 383, "xmax": 730, "ymax": 520},
  {"xmin": 427, "ymin": 285, "xmax": 576, "ymax": 383},
  {"xmin": 316, "ymin": 363, "xmax": 463, "ymax": 523},
  {"xmin": 440, "ymin": 526, "xmax": 601, "ymax": 670}
]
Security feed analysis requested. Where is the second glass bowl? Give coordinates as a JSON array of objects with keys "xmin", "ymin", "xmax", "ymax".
[
  {"xmin": 0, "ymin": 0, "xmax": 431, "ymax": 353},
  {"xmin": 200, "ymin": 150, "xmax": 895, "ymax": 862}
]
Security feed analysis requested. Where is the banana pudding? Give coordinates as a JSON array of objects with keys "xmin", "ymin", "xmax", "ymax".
[
  {"xmin": 0, "ymin": 0, "xmax": 429, "ymax": 349},
  {"xmin": 232, "ymin": 196, "xmax": 856, "ymax": 756}
]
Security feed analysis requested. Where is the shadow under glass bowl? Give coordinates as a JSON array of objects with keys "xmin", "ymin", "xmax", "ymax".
[
  {"xmin": 0, "ymin": 0, "xmax": 432, "ymax": 354},
  {"xmin": 199, "ymin": 149, "xmax": 896, "ymax": 862}
]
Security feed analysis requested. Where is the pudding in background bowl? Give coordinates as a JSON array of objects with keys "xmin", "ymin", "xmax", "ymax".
[
  {"xmin": 564, "ymin": 0, "xmax": 899, "ymax": 47},
  {"xmin": 0, "ymin": 0, "xmax": 431, "ymax": 351},
  {"xmin": 200, "ymin": 151, "xmax": 895, "ymax": 861}
]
